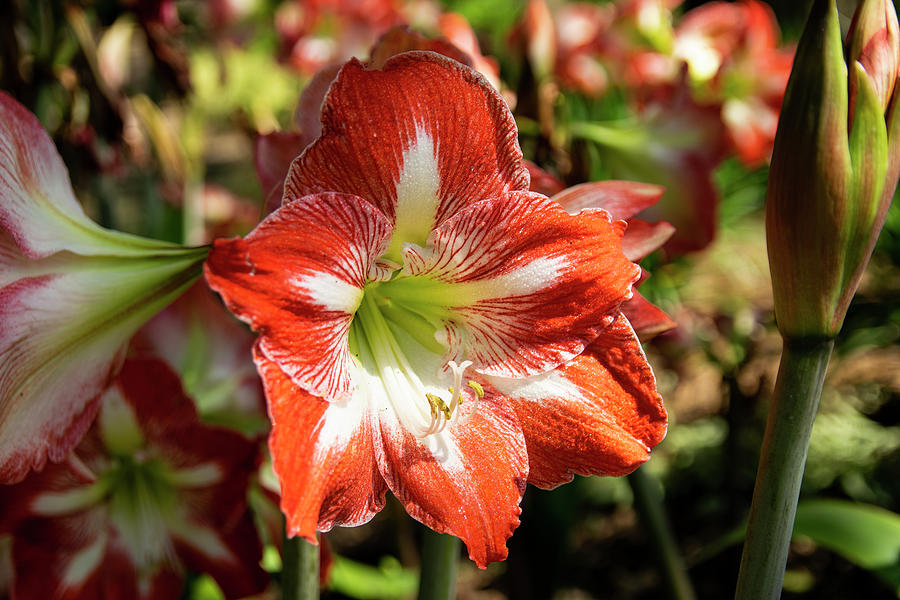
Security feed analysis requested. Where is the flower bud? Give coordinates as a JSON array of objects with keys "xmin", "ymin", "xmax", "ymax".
[
  {"xmin": 766, "ymin": 0, "xmax": 900, "ymax": 339},
  {"xmin": 847, "ymin": 0, "xmax": 900, "ymax": 112}
]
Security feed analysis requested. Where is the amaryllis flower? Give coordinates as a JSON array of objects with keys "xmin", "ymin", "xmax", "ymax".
[
  {"xmin": 206, "ymin": 52, "xmax": 667, "ymax": 567},
  {"xmin": 0, "ymin": 92, "xmax": 207, "ymax": 484},
  {"xmin": 0, "ymin": 358, "xmax": 267, "ymax": 600}
]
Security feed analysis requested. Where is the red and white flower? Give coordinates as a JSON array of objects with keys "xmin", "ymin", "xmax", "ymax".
[
  {"xmin": 0, "ymin": 92, "xmax": 207, "ymax": 484},
  {"xmin": 0, "ymin": 358, "xmax": 267, "ymax": 599},
  {"xmin": 206, "ymin": 52, "xmax": 667, "ymax": 567}
]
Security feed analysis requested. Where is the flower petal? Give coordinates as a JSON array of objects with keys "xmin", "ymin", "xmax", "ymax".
[
  {"xmin": 620, "ymin": 218, "xmax": 676, "ymax": 262},
  {"xmin": 551, "ymin": 180, "xmax": 665, "ymax": 219},
  {"xmin": 0, "ymin": 253, "xmax": 205, "ymax": 484},
  {"xmin": 621, "ymin": 288, "xmax": 676, "ymax": 339},
  {"xmin": 400, "ymin": 191, "xmax": 641, "ymax": 378},
  {"xmin": 0, "ymin": 91, "xmax": 182, "ymax": 259},
  {"xmin": 283, "ymin": 52, "xmax": 529, "ymax": 256},
  {"xmin": 205, "ymin": 192, "xmax": 392, "ymax": 401},
  {"xmin": 10, "ymin": 522, "xmax": 149, "ymax": 600},
  {"xmin": 374, "ymin": 385, "xmax": 528, "ymax": 568},
  {"xmin": 256, "ymin": 348, "xmax": 388, "ymax": 540},
  {"xmin": 487, "ymin": 313, "xmax": 667, "ymax": 489}
]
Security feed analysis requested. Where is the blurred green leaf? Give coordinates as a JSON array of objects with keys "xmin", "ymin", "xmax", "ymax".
[
  {"xmin": 327, "ymin": 555, "xmax": 418, "ymax": 600},
  {"xmin": 794, "ymin": 499, "xmax": 900, "ymax": 595}
]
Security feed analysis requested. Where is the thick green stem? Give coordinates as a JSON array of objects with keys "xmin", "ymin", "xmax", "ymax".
[
  {"xmin": 629, "ymin": 466, "xmax": 696, "ymax": 600},
  {"xmin": 282, "ymin": 531, "xmax": 319, "ymax": 600},
  {"xmin": 417, "ymin": 528, "xmax": 460, "ymax": 600},
  {"xmin": 734, "ymin": 337, "xmax": 834, "ymax": 600}
]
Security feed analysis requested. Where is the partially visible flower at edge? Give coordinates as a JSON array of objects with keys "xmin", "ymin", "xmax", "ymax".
[
  {"xmin": 0, "ymin": 358, "xmax": 267, "ymax": 599},
  {"xmin": 206, "ymin": 51, "xmax": 667, "ymax": 567},
  {"xmin": 0, "ymin": 91, "xmax": 208, "ymax": 484}
]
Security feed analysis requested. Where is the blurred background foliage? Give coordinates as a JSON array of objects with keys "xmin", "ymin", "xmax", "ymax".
[{"xmin": 1, "ymin": 0, "xmax": 899, "ymax": 598}]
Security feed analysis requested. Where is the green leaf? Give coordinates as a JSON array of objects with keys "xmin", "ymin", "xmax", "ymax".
[
  {"xmin": 327, "ymin": 555, "xmax": 418, "ymax": 600},
  {"xmin": 794, "ymin": 499, "xmax": 900, "ymax": 594}
]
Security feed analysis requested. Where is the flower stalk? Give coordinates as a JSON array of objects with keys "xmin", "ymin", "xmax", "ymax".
[
  {"xmin": 417, "ymin": 528, "xmax": 460, "ymax": 600},
  {"xmin": 283, "ymin": 532, "xmax": 320, "ymax": 600},
  {"xmin": 734, "ymin": 338, "xmax": 833, "ymax": 599}
]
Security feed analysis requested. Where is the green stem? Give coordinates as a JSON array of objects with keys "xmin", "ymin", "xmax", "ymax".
[
  {"xmin": 417, "ymin": 528, "xmax": 460, "ymax": 600},
  {"xmin": 629, "ymin": 466, "xmax": 696, "ymax": 600},
  {"xmin": 282, "ymin": 530, "xmax": 319, "ymax": 600},
  {"xmin": 734, "ymin": 337, "xmax": 834, "ymax": 600}
]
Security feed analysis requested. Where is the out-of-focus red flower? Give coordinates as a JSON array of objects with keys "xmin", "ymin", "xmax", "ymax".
[
  {"xmin": 670, "ymin": 0, "xmax": 795, "ymax": 165},
  {"xmin": 574, "ymin": 81, "xmax": 728, "ymax": 254},
  {"xmin": 131, "ymin": 282, "xmax": 267, "ymax": 434},
  {"xmin": 207, "ymin": 53, "xmax": 666, "ymax": 568},
  {"xmin": 0, "ymin": 358, "xmax": 268, "ymax": 599}
]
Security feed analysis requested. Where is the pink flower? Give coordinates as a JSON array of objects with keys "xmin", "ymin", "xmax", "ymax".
[
  {"xmin": 0, "ymin": 358, "xmax": 267, "ymax": 599},
  {"xmin": 207, "ymin": 52, "xmax": 666, "ymax": 567}
]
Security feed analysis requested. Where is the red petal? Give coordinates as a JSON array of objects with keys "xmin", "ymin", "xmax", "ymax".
[
  {"xmin": 374, "ymin": 389, "xmax": 528, "ymax": 568},
  {"xmin": 283, "ymin": 53, "xmax": 528, "ymax": 234},
  {"xmin": 205, "ymin": 192, "xmax": 392, "ymax": 400},
  {"xmin": 11, "ymin": 524, "xmax": 144, "ymax": 600},
  {"xmin": 257, "ymin": 348, "xmax": 387, "ymax": 540},
  {"xmin": 621, "ymin": 288, "xmax": 676, "ymax": 339},
  {"xmin": 550, "ymin": 180, "xmax": 665, "ymax": 219},
  {"xmin": 620, "ymin": 217, "xmax": 675, "ymax": 262},
  {"xmin": 403, "ymin": 191, "xmax": 640, "ymax": 378},
  {"xmin": 492, "ymin": 313, "xmax": 667, "ymax": 489}
]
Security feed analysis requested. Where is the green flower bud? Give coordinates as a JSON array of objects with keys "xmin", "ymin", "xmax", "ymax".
[{"xmin": 766, "ymin": 0, "xmax": 900, "ymax": 339}]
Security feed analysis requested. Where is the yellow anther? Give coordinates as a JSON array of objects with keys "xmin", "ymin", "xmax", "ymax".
[
  {"xmin": 426, "ymin": 393, "xmax": 451, "ymax": 419},
  {"xmin": 467, "ymin": 380, "xmax": 484, "ymax": 398}
]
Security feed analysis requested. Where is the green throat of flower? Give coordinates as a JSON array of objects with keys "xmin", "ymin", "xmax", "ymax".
[{"xmin": 349, "ymin": 276, "xmax": 484, "ymax": 438}]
